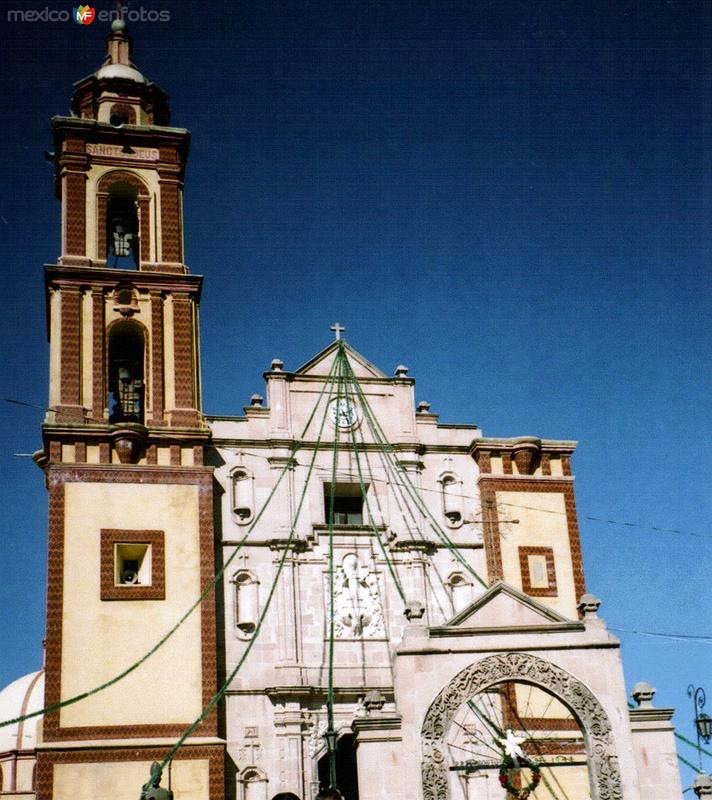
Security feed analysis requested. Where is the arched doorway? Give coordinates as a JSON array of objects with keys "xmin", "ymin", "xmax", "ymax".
[
  {"xmin": 421, "ymin": 653, "xmax": 623, "ymax": 800},
  {"xmin": 317, "ymin": 733, "xmax": 359, "ymax": 800}
]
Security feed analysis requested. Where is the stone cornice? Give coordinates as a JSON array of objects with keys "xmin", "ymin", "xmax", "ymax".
[
  {"xmin": 429, "ymin": 622, "xmax": 585, "ymax": 637},
  {"xmin": 628, "ymin": 707, "xmax": 676, "ymax": 724},
  {"xmin": 45, "ymin": 264, "xmax": 203, "ymax": 294},
  {"xmin": 396, "ymin": 641, "xmax": 620, "ymax": 656},
  {"xmin": 36, "ymin": 736, "xmax": 225, "ymax": 751}
]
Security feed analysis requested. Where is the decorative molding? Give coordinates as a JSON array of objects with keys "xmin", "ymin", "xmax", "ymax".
[
  {"xmin": 420, "ymin": 652, "xmax": 623, "ymax": 800},
  {"xmin": 519, "ymin": 546, "xmax": 558, "ymax": 597},
  {"xmin": 100, "ymin": 529, "xmax": 165, "ymax": 601}
]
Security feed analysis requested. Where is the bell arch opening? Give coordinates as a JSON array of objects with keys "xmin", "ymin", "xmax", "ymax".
[
  {"xmin": 106, "ymin": 181, "xmax": 139, "ymax": 268},
  {"xmin": 108, "ymin": 319, "xmax": 146, "ymax": 424},
  {"xmin": 420, "ymin": 653, "xmax": 623, "ymax": 800},
  {"xmin": 96, "ymin": 170, "xmax": 151, "ymax": 266}
]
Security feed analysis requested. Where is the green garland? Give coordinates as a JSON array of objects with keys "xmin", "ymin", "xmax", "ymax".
[{"xmin": 498, "ymin": 755, "xmax": 541, "ymax": 799}]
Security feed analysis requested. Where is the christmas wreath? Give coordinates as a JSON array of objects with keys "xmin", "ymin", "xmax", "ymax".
[{"xmin": 498, "ymin": 754, "xmax": 541, "ymax": 799}]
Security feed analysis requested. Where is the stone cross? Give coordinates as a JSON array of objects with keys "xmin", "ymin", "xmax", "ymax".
[{"xmin": 330, "ymin": 322, "xmax": 345, "ymax": 340}]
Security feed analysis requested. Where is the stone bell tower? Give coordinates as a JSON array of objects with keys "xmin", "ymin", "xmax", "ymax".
[{"xmin": 36, "ymin": 20, "xmax": 223, "ymax": 800}]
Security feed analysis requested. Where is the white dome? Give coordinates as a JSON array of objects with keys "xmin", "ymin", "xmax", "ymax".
[
  {"xmin": 0, "ymin": 670, "xmax": 44, "ymax": 753},
  {"xmin": 96, "ymin": 63, "xmax": 146, "ymax": 83}
]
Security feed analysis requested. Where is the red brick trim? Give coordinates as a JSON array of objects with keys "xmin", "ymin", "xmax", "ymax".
[
  {"xmin": 138, "ymin": 196, "xmax": 151, "ymax": 263},
  {"xmin": 476, "ymin": 450, "xmax": 491, "ymax": 474},
  {"xmin": 91, "ymin": 288, "xmax": 105, "ymax": 420},
  {"xmin": 520, "ymin": 718, "xmax": 581, "ymax": 732},
  {"xmin": 99, "ymin": 442, "xmax": 110, "ymax": 464},
  {"xmin": 100, "ymin": 529, "xmax": 165, "ymax": 601},
  {"xmin": 519, "ymin": 546, "xmax": 557, "ymax": 597},
  {"xmin": 478, "ymin": 477, "xmax": 586, "ymax": 603},
  {"xmin": 172, "ymin": 294, "xmax": 194, "ymax": 412},
  {"xmin": 159, "ymin": 180, "xmax": 182, "ymax": 263},
  {"xmin": 57, "ymin": 288, "xmax": 82, "ymax": 422},
  {"xmin": 170, "ymin": 444, "xmax": 181, "ymax": 465},
  {"xmin": 96, "ymin": 194, "xmax": 108, "ymax": 260},
  {"xmin": 540, "ymin": 453, "xmax": 551, "ymax": 476},
  {"xmin": 502, "ymin": 452, "xmax": 512, "ymax": 474},
  {"xmin": 523, "ymin": 737, "xmax": 584, "ymax": 755},
  {"xmin": 75, "ymin": 442, "xmax": 87, "ymax": 463},
  {"xmin": 481, "ymin": 494, "xmax": 502, "ymax": 583},
  {"xmin": 36, "ymin": 744, "xmax": 224, "ymax": 800},
  {"xmin": 500, "ymin": 683, "xmax": 582, "ymax": 734},
  {"xmin": 64, "ymin": 172, "xmax": 87, "ymax": 256},
  {"xmin": 149, "ymin": 292, "xmax": 165, "ymax": 424},
  {"xmin": 43, "ymin": 466, "xmax": 217, "ymax": 742}
]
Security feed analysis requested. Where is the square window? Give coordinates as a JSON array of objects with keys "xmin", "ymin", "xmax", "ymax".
[
  {"xmin": 518, "ymin": 546, "xmax": 557, "ymax": 597},
  {"xmin": 101, "ymin": 529, "xmax": 165, "ymax": 600},
  {"xmin": 324, "ymin": 483, "xmax": 365, "ymax": 525}
]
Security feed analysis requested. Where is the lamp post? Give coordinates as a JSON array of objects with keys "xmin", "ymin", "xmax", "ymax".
[
  {"xmin": 692, "ymin": 771, "xmax": 712, "ymax": 798},
  {"xmin": 688, "ymin": 685, "xmax": 712, "ymax": 771}
]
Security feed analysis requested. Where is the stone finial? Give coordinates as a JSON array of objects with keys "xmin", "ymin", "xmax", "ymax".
[
  {"xmin": 250, "ymin": 394, "xmax": 264, "ymax": 407},
  {"xmin": 631, "ymin": 681, "xmax": 656, "ymax": 708},
  {"xmin": 693, "ymin": 773, "xmax": 712, "ymax": 797},
  {"xmin": 394, "ymin": 364, "xmax": 409, "ymax": 377},
  {"xmin": 577, "ymin": 593, "xmax": 601, "ymax": 618},
  {"xmin": 270, "ymin": 358, "xmax": 284, "ymax": 372},
  {"xmin": 363, "ymin": 689, "xmax": 386, "ymax": 713},
  {"xmin": 417, "ymin": 400, "xmax": 431, "ymax": 414},
  {"xmin": 404, "ymin": 600, "xmax": 425, "ymax": 621}
]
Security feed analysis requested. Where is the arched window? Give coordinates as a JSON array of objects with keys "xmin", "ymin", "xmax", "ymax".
[
  {"xmin": 447, "ymin": 572, "xmax": 472, "ymax": 615},
  {"xmin": 233, "ymin": 570, "xmax": 259, "ymax": 638},
  {"xmin": 439, "ymin": 473, "xmax": 463, "ymax": 528},
  {"xmin": 108, "ymin": 320, "xmax": 145, "ymax": 424},
  {"xmin": 109, "ymin": 103, "xmax": 136, "ymax": 127},
  {"xmin": 231, "ymin": 468, "xmax": 254, "ymax": 523},
  {"xmin": 240, "ymin": 767, "xmax": 268, "ymax": 800},
  {"xmin": 97, "ymin": 171, "xmax": 151, "ymax": 267},
  {"xmin": 106, "ymin": 181, "xmax": 139, "ymax": 268}
]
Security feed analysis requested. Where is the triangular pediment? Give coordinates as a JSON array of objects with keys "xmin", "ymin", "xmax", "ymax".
[
  {"xmin": 294, "ymin": 340, "xmax": 388, "ymax": 380},
  {"xmin": 440, "ymin": 581, "xmax": 572, "ymax": 632}
]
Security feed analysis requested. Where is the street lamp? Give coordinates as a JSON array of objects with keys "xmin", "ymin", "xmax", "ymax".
[
  {"xmin": 689, "ymin": 685, "xmax": 712, "ymax": 771},
  {"xmin": 692, "ymin": 771, "xmax": 712, "ymax": 798}
]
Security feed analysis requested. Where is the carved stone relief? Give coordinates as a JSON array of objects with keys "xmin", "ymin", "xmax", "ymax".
[
  {"xmin": 330, "ymin": 552, "xmax": 385, "ymax": 638},
  {"xmin": 420, "ymin": 652, "xmax": 623, "ymax": 800}
]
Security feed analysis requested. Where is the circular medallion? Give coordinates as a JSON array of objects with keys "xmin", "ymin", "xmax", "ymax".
[{"xmin": 329, "ymin": 398, "xmax": 358, "ymax": 429}]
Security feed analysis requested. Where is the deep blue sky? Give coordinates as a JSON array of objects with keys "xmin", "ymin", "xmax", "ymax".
[{"xmin": 1, "ymin": 0, "xmax": 711, "ymax": 788}]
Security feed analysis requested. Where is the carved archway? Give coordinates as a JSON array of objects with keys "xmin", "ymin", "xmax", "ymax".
[{"xmin": 421, "ymin": 652, "xmax": 623, "ymax": 800}]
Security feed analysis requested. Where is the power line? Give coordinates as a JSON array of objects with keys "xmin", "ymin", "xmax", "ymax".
[
  {"xmin": 221, "ymin": 453, "xmax": 707, "ymax": 542},
  {"xmin": 610, "ymin": 627, "xmax": 712, "ymax": 645}
]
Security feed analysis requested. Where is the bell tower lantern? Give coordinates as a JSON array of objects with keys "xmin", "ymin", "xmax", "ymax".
[
  {"xmin": 46, "ymin": 19, "xmax": 202, "ymax": 434},
  {"xmin": 36, "ymin": 21, "xmax": 222, "ymax": 800}
]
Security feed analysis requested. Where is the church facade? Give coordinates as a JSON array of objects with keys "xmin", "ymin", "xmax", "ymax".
[{"xmin": 0, "ymin": 21, "xmax": 684, "ymax": 800}]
